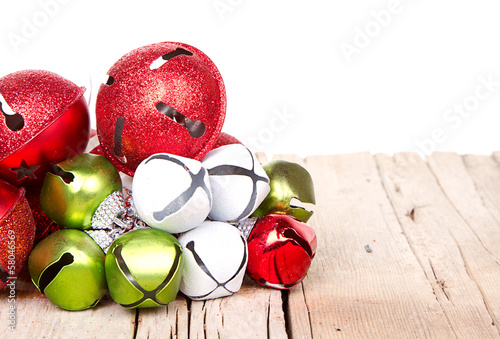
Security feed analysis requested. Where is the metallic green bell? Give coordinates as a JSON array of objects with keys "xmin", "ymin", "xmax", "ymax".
[
  {"xmin": 252, "ymin": 160, "xmax": 316, "ymax": 222},
  {"xmin": 105, "ymin": 228, "xmax": 184, "ymax": 308},
  {"xmin": 40, "ymin": 153, "xmax": 122, "ymax": 230},
  {"xmin": 28, "ymin": 229, "xmax": 107, "ymax": 311}
]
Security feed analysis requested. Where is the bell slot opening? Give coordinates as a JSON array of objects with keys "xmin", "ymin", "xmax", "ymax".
[
  {"xmin": 150, "ymin": 48, "xmax": 193, "ymax": 70},
  {"xmin": 155, "ymin": 102, "xmax": 205, "ymax": 138},
  {"xmin": 0, "ymin": 94, "xmax": 24, "ymax": 131},
  {"xmin": 290, "ymin": 197, "xmax": 314, "ymax": 213},
  {"xmin": 106, "ymin": 76, "xmax": 115, "ymax": 86},
  {"xmin": 52, "ymin": 166, "xmax": 75, "ymax": 184},
  {"xmin": 113, "ymin": 116, "xmax": 127, "ymax": 163},
  {"xmin": 283, "ymin": 228, "xmax": 314, "ymax": 259},
  {"xmin": 0, "ymin": 263, "xmax": 10, "ymax": 284},
  {"xmin": 38, "ymin": 252, "xmax": 75, "ymax": 294}
]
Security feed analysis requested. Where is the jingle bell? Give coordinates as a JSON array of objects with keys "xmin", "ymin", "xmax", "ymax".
[
  {"xmin": 202, "ymin": 144, "xmax": 270, "ymax": 222},
  {"xmin": 0, "ymin": 179, "xmax": 36, "ymax": 289},
  {"xmin": 96, "ymin": 41, "xmax": 226, "ymax": 176},
  {"xmin": 178, "ymin": 221, "xmax": 248, "ymax": 300},
  {"xmin": 252, "ymin": 160, "xmax": 316, "ymax": 222},
  {"xmin": 132, "ymin": 153, "xmax": 212, "ymax": 233},
  {"xmin": 211, "ymin": 132, "xmax": 242, "ymax": 150},
  {"xmin": 246, "ymin": 214, "xmax": 317, "ymax": 289},
  {"xmin": 28, "ymin": 229, "xmax": 107, "ymax": 311},
  {"xmin": 40, "ymin": 153, "xmax": 122, "ymax": 230},
  {"xmin": 0, "ymin": 70, "xmax": 90, "ymax": 188},
  {"xmin": 105, "ymin": 228, "xmax": 184, "ymax": 308}
]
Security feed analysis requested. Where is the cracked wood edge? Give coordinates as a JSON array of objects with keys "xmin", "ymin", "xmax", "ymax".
[
  {"xmin": 281, "ymin": 152, "xmax": 453, "ymax": 338},
  {"xmin": 375, "ymin": 152, "xmax": 500, "ymax": 338},
  {"xmin": 433, "ymin": 153, "xmax": 500, "ymax": 331},
  {"xmin": 0, "ymin": 268, "xmax": 136, "ymax": 338},
  {"xmin": 187, "ymin": 277, "xmax": 286, "ymax": 339},
  {"xmin": 135, "ymin": 294, "xmax": 189, "ymax": 339},
  {"xmin": 464, "ymin": 153, "xmax": 500, "ymax": 227},
  {"xmin": 427, "ymin": 153, "xmax": 500, "ymax": 262},
  {"xmin": 129, "ymin": 266, "xmax": 288, "ymax": 339}
]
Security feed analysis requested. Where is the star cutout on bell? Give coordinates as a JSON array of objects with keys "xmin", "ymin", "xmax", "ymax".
[{"xmin": 10, "ymin": 159, "xmax": 39, "ymax": 180}]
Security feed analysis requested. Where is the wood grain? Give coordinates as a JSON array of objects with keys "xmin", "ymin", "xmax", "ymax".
[
  {"xmin": 376, "ymin": 152, "xmax": 500, "ymax": 338},
  {"xmin": 283, "ymin": 153, "xmax": 452, "ymax": 338}
]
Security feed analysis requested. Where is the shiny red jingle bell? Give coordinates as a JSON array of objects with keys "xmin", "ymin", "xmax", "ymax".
[
  {"xmin": 96, "ymin": 42, "xmax": 226, "ymax": 176},
  {"xmin": 0, "ymin": 70, "xmax": 91, "ymax": 189},
  {"xmin": 0, "ymin": 179, "xmax": 36, "ymax": 289},
  {"xmin": 247, "ymin": 214, "xmax": 317, "ymax": 289}
]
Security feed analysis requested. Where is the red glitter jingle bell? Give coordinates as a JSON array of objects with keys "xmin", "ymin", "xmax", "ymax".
[
  {"xmin": 0, "ymin": 70, "xmax": 91, "ymax": 189},
  {"xmin": 247, "ymin": 214, "xmax": 317, "ymax": 289},
  {"xmin": 211, "ymin": 132, "xmax": 242, "ymax": 150},
  {"xmin": 96, "ymin": 41, "xmax": 226, "ymax": 176},
  {"xmin": 25, "ymin": 188, "xmax": 60, "ymax": 243},
  {"xmin": 0, "ymin": 179, "xmax": 36, "ymax": 289}
]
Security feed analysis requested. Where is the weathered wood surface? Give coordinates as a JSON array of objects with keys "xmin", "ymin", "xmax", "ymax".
[{"xmin": 3, "ymin": 152, "xmax": 500, "ymax": 338}]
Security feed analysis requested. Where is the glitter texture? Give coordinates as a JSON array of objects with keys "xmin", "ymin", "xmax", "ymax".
[
  {"xmin": 96, "ymin": 42, "xmax": 226, "ymax": 176},
  {"xmin": 212, "ymin": 132, "xmax": 242, "ymax": 150},
  {"xmin": 232, "ymin": 217, "xmax": 258, "ymax": 239},
  {"xmin": 25, "ymin": 187, "xmax": 60, "ymax": 243},
  {"xmin": 0, "ymin": 70, "xmax": 91, "ymax": 188},
  {"xmin": 0, "ymin": 181, "xmax": 36, "ymax": 289},
  {"xmin": 86, "ymin": 190, "xmax": 149, "ymax": 253}
]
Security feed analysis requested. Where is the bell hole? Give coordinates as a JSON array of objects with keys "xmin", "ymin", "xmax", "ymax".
[
  {"xmin": 52, "ymin": 166, "xmax": 75, "ymax": 184},
  {"xmin": 150, "ymin": 48, "xmax": 193, "ymax": 70},
  {"xmin": 290, "ymin": 197, "xmax": 314, "ymax": 213},
  {"xmin": 0, "ymin": 263, "xmax": 9, "ymax": 284},
  {"xmin": 0, "ymin": 95, "xmax": 24, "ymax": 132},
  {"xmin": 38, "ymin": 252, "xmax": 74, "ymax": 294},
  {"xmin": 283, "ymin": 228, "xmax": 313, "ymax": 259},
  {"xmin": 3, "ymin": 112, "xmax": 24, "ymax": 131},
  {"xmin": 106, "ymin": 76, "xmax": 115, "ymax": 86},
  {"xmin": 113, "ymin": 116, "xmax": 127, "ymax": 163},
  {"xmin": 156, "ymin": 102, "xmax": 205, "ymax": 138}
]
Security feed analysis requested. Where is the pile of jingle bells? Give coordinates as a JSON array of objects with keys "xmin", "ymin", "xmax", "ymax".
[{"xmin": 0, "ymin": 42, "xmax": 317, "ymax": 311}]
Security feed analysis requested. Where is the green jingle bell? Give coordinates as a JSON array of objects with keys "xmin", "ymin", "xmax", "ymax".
[
  {"xmin": 40, "ymin": 153, "xmax": 122, "ymax": 230},
  {"xmin": 28, "ymin": 229, "xmax": 107, "ymax": 311},
  {"xmin": 105, "ymin": 228, "xmax": 184, "ymax": 308},
  {"xmin": 252, "ymin": 160, "xmax": 316, "ymax": 222}
]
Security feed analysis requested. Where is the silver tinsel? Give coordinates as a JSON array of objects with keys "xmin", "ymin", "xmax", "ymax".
[
  {"xmin": 86, "ymin": 190, "xmax": 149, "ymax": 253},
  {"xmin": 232, "ymin": 217, "xmax": 258, "ymax": 239}
]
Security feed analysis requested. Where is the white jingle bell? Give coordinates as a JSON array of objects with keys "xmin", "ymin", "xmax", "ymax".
[
  {"xmin": 178, "ymin": 221, "xmax": 248, "ymax": 300},
  {"xmin": 132, "ymin": 153, "xmax": 212, "ymax": 233},
  {"xmin": 201, "ymin": 144, "xmax": 270, "ymax": 222}
]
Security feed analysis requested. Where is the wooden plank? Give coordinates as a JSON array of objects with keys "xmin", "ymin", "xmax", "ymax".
[
  {"xmin": 428, "ymin": 153, "xmax": 500, "ymax": 262},
  {"xmin": 375, "ymin": 152, "xmax": 500, "ymax": 338},
  {"xmin": 281, "ymin": 153, "xmax": 454, "ymax": 338},
  {"xmin": 465, "ymin": 153, "xmax": 500, "ymax": 224},
  {"xmin": 0, "ymin": 268, "xmax": 135, "ymax": 338}
]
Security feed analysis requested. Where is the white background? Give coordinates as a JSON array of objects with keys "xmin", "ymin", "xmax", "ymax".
[{"xmin": 1, "ymin": 0, "xmax": 500, "ymax": 158}]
